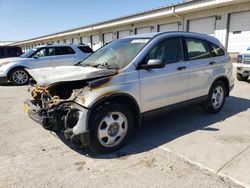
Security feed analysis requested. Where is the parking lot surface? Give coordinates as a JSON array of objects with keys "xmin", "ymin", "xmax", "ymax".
[{"xmin": 0, "ymin": 70, "xmax": 249, "ymax": 187}]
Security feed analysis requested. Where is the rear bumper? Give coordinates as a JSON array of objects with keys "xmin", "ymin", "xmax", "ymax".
[{"xmin": 24, "ymin": 100, "xmax": 91, "ymax": 146}]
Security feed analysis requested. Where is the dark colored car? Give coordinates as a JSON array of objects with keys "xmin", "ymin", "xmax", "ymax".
[{"xmin": 0, "ymin": 46, "xmax": 22, "ymax": 59}]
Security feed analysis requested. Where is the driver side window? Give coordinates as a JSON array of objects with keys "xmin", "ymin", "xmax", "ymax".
[
  {"xmin": 32, "ymin": 47, "xmax": 55, "ymax": 57},
  {"xmin": 144, "ymin": 37, "xmax": 182, "ymax": 64},
  {"xmin": 33, "ymin": 48, "xmax": 46, "ymax": 57}
]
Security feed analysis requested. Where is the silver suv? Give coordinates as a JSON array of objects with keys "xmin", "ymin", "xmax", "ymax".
[
  {"xmin": 0, "ymin": 44, "xmax": 93, "ymax": 85},
  {"xmin": 236, "ymin": 46, "xmax": 250, "ymax": 81},
  {"xmin": 24, "ymin": 32, "xmax": 234, "ymax": 153}
]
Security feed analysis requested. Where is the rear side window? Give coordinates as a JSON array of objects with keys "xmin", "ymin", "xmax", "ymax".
[
  {"xmin": 55, "ymin": 47, "xmax": 75, "ymax": 55},
  {"xmin": 145, "ymin": 37, "xmax": 182, "ymax": 64},
  {"xmin": 208, "ymin": 42, "xmax": 225, "ymax": 57},
  {"xmin": 77, "ymin": 46, "xmax": 93, "ymax": 53},
  {"xmin": 185, "ymin": 38, "xmax": 212, "ymax": 60},
  {"xmin": 0, "ymin": 48, "xmax": 4, "ymax": 58},
  {"xmin": 6, "ymin": 47, "xmax": 22, "ymax": 57}
]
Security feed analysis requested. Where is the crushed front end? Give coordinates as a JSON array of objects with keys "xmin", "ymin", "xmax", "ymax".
[{"xmin": 24, "ymin": 84, "xmax": 90, "ymax": 147}]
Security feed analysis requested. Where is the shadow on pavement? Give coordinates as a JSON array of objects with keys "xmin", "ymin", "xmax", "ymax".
[
  {"xmin": 57, "ymin": 96, "xmax": 250, "ymax": 159},
  {"xmin": 0, "ymin": 82, "xmax": 14, "ymax": 87}
]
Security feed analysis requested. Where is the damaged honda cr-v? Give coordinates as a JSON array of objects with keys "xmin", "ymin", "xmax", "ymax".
[{"xmin": 24, "ymin": 32, "xmax": 234, "ymax": 153}]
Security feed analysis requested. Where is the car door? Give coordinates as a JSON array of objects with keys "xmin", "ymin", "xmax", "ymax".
[
  {"xmin": 139, "ymin": 37, "xmax": 189, "ymax": 112},
  {"xmin": 55, "ymin": 46, "xmax": 76, "ymax": 66},
  {"xmin": 183, "ymin": 37, "xmax": 215, "ymax": 99},
  {"xmin": 31, "ymin": 47, "xmax": 57, "ymax": 68}
]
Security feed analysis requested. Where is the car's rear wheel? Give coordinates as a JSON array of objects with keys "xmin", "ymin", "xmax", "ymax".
[
  {"xmin": 89, "ymin": 102, "xmax": 134, "ymax": 153},
  {"xmin": 237, "ymin": 73, "xmax": 249, "ymax": 81},
  {"xmin": 9, "ymin": 68, "xmax": 29, "ymax": 85},
  {"xmin": 202, "ymin": 80, "xmax": 226, "ymax": 114}
]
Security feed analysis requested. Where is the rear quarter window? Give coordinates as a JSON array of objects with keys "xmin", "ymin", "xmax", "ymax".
[
  {"xmin": 77, "ymin": 46, "xmax": 93, "ymax": 53},
  {"xmin": 55, "ymin": 47, "xmax": 76, "ymax": 55},
  {"xmin": 207, "ymin": 42, "xmax": 225, "ymax": 57}
]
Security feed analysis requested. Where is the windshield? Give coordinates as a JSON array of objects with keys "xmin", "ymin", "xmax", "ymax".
[
  {"xmin": 20, "ymin": 48, "xmax": 37, "ymax": 58},
  {"xmin": 79, "ymin": 38, "xmax": 150, "ymax": 69},
  {"xmin": 247, "ymin": 46, "xmax": 250, "ymax": 51}
]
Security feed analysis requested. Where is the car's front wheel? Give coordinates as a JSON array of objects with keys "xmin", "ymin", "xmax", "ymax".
[
  {"xmin": 202, "ymin": 80, "xmax": 226, "ymax": 114},
  {"xmin": 9, "ymin": 68, "xmax": 29, "ymax": 86},
  {"xmin": 237, "ymin": 73, "xmax": 249, "ymax": 81},
  {"xmin": 89, "ymin": 102, "xmax": 134, "ymax": 153}
]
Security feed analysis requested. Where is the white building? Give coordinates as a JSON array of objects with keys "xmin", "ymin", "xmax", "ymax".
[
  {"xmin": 0, "ymin": 41, "xmax": 18, "ymax": 46},
  {"xmin": 11, "ymin": 0, "xmax": 250, "ymax": 56}
]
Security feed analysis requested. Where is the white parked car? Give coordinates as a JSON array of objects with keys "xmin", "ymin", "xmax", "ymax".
[
  {"xmin": 24, "ymin": 32, "xmax": 234, "ymax": 153},
  {"xmin": 236, "ymin": 46, "xmax": 250, "ymax": 81},
  {"xmin": 0, "ymin": 44, "xmax": 93, "ymax": 85}
]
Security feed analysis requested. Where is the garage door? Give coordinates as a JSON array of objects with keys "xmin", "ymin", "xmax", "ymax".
[
  {"xmin": 72, "ymin": 38, "xmax": 79, "ymax": 44},
  {"xmin": 118, "ymin": 30, "xmax": 130, "ymax": 38},
  {"xmin": 65, "ymin": 39, "xmax": 71, "ymax": 44},
  {"xmin": 228, "ymin": 11, "xmax": 250, "ymax": 53},
  {"xmin": 136, "ymin": 27, "xmax": 151, "ymax": 34},
  {"xmin": 92, "ymin": 35, "xmax": 102, "ymax": 51},
  {"xmin": 80, "ymin": 37, "xmax": 89, "ymax": 45},
  {"xmin": 103, "ymin": 33, "xmax": 113, "ymax": 45},
  {"xmin": 159, "ymin": 23, "xmax": 179, "ymax": 32},
  {"xmin": 188, "ymin": 17, "xmax": 215, "ymax": 36}
]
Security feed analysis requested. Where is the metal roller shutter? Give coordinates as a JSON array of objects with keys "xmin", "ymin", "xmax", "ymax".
[
  {"xmin": 72, "ymin": 38, "xmax": 79, "ymax": 44},
  {"xmin": 136, "ymin": 27, "xmax": 151, "ymax": 34},
  {"xmin": 228, "ymin": 11, "xmax": 250, "ymax": 53},
  {"xmin": 118, "ymin": 30, "xmax": 130, "ymax": 38},
  {"xmin": 103, "ymin": 33, "xmax": 113, "ymax": 45},
  {"xmin": 92, "ymin": 35, "xmax": 102, "ymax": 51},
  {"xmin": 65, "ymin": 39, "xmax": 71, "ymax": 44},
  {"xmin": 188, "ymin": 17, "xmax": 215, "ymax": 36},
  {"xmin": 159, "ymin": 23, "xmax": 179, "ymax": 32}
]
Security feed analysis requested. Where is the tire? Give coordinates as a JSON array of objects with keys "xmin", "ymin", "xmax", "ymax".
[
  {"xmin": 89, "ymin": 102, "xmax": 134, "ymax": 154},
  {"xmin": 237, "ymin": 73, "xmax": 249, "ymax": 81},
  {"xmin": 9, "ymin": 68, "xmax": 29, "ymax": 85},
  {"xmin": 202, "ymin": 80, "xmax": 226, "ymax": 114}
]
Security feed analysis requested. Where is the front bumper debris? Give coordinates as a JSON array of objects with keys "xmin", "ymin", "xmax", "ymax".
[{"xmin": 24, "ymin": 100, "xmax": 90, "ymax": 146}]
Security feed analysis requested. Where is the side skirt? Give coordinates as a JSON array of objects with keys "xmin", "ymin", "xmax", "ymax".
[{"xmin": 141, "ymin": 95, "xmax": 208, "ymax": 120}]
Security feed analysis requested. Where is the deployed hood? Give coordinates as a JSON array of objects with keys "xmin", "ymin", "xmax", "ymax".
[{"xmin": 26, "ymin": 66, "xmax": 117, "ymax": 87}]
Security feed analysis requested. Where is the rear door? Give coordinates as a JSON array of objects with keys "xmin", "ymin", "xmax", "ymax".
[
  {"xmin": 55, "ymin": 46, "xmax": 76, "ymax": 66},
  {"xmin": 139, "ymin": 37, "xmax": 189, "ymax": 112},
  {"xmin": 31, "ymin": 47, "xmax": 57, "ymax": 68},
  {"xmin": 183, "ymin": 37, "xmax": 215, "ymax": 99}
]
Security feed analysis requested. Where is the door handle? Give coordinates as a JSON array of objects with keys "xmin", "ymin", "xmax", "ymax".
[
  {"xmin": 209, "ymin": 61, "xmax": 216, "ymax": 65},
  {"xmin": 177, "ymin": 66, "xmax": 187, "ymax": 71}
]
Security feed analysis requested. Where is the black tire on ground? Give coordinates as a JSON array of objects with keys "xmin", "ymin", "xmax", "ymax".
[
  {"xmin": 9, "ymin": 68, "xmax": 29, "ymax": 86},
  {"xmin": 237, "ymin": 73, "xmax": 249, "ymax": 81},
  {"xmin": 202, "ymin": 80, "xmax": 227, "ymax": 114},
  {"xmin": 89, "ymin": 102, "xmax": 134, "ymax": 154}
]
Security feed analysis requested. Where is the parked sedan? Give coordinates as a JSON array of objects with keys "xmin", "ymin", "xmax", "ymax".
[
  {"xmin": 0, "ymin": 44, "xmax": 93, "ymax": 85},
  {"xmin": 236, "ymin": 46, "xmax": 250, "ymax": 81}
]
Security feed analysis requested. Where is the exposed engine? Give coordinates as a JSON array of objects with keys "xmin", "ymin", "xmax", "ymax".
[{"xmin": 26, "ymin": 81, "xmax": 89, "ymax": 146}]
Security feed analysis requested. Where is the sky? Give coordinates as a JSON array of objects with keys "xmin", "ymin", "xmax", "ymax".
[{"xmin": 0, "ymin": 0, "xmax": 180, "ymax": 41}]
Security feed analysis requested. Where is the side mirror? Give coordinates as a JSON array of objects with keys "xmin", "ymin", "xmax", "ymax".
[
  {"xmin": 140, "ymin": 59, "xmax": 165, "ymax": 69},
  {"xmin": 33, "ymin": 56, "xmax": 39, "ymax": 59}
]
